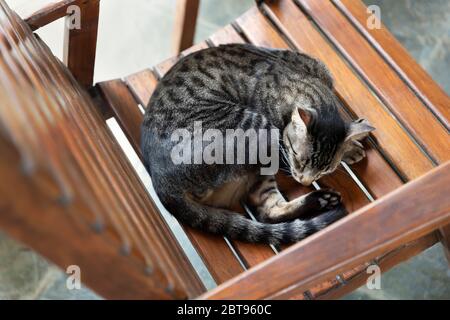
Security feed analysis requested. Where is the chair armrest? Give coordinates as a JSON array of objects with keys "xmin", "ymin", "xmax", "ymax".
[
  {"xmin": 25, "ymin": 0, "xmax": 91, "ymax": 31},
  {"xmin": 201, "ymin": 161, "xmax": 450, "ymax": 299}
]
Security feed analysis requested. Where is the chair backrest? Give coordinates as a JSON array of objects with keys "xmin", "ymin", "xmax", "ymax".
[{"xmin": 0, "ymin": 0, "xmax": 204, "ymax": 299}]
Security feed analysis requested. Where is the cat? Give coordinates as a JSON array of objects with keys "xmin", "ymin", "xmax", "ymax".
[{"xmin": 141, "ymin": 44, "xmax": 374, "ymax": 245}]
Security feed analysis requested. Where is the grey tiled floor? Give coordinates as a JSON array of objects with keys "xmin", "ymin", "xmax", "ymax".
[{"xmin": 1, "ymin": 0, "xmax": 449, "ymax": 300}]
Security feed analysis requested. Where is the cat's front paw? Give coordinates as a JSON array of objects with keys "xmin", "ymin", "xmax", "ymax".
[
  {"xmin": 343, "ymin": 140, "xmax": 366, "ymax": 165},
  {"xmin": 305, "ymin": 189, "xmax": 342, "ymax": 211}
]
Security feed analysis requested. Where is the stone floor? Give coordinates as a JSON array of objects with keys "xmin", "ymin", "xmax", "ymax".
[{"xmin": 1, "ymin": 0, "xmax": 449, "ymax": 300}]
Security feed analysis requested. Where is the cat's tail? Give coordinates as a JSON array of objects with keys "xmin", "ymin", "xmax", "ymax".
[{"xmin": 168, "ymin": 196, "xmax": 347, "ymax": 246}]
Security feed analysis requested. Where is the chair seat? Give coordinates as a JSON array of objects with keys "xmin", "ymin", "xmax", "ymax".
[{"xmin": 95, "ymin": 0, "xmax": 449, "ymax": 299}]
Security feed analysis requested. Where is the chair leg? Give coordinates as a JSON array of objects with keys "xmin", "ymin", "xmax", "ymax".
[
  {"xmin": 173, "ymin": 0, "xmax": 200, "ymax": 55},
  {"xmin": 438, "ymin": 224, "xmax": 450, "ymax": 266},
  {"xmin": 63, "ymin": 0, "xmax": 100, "ymax": 88}
]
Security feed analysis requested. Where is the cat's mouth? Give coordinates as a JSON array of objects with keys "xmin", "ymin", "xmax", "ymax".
[{"xmin": 294, "ymin": 173, "xmax": 315, "ymax": 186}]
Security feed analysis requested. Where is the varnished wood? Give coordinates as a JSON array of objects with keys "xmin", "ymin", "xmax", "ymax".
[
  {"xmin": 201, "ymin": 162, "xmax": 450, "ymax": 300},
  {"xmin": 272, "ymin": 233, "xmax": 438, "ymax": 299},
  {"xmin": 0, "ymin": 0, "xmax": 205, "ymax": 298},
  {"xmin": 173, "ymin": 0, "xmax": 200, "ymax": 54},
  {"xmin": 25, "ymin": 0, "xmax": 88, "ymax": 31},
  {"xmin": 334, "ymin": 0, "xmax": 450, "ymax": 129},
  {"xmin": 0, "ymin": 137, "xmax": 174, "ymax": 300},
  {"xmin": 63, "ymin": 0, "xmax": 99, "ymax": 87},
  {"xmin": 124, "ymin": 69, "xmax": 159, "ymax": 107},
  {"xmin": 97, "ymin": 80, "xmax": 144, "ymax": 155},
  {"xmin": 438, "ymin": 224, "xmax": 450, "ymax": 265}
]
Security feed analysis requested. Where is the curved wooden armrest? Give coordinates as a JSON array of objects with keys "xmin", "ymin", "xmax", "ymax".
[
  {"xmin": 201, "ymin": 161, "xmax": 450, "ymax": 300},
  {"xmin": 25, "ymin": 0, "xmax": 93, "ymax": 31}
]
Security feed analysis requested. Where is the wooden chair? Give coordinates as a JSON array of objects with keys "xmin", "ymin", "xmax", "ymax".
[{"xmin": 0, "ymin": 0, "xmax": 448, "ymax": 299}]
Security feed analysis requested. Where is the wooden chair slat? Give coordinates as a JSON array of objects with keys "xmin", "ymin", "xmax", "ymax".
[
  {"xmin": 124, "ymin": 68, "xmax": 159, "ymax": 107},
  {"xmin": 98, "ymin": 80, "xmax": 144, "ymax": 154},
  {"xmin": 209, "ymin": 24, "xmax": 245, "ymax": 45},
  {"xmin": 295, "ymin": 0, "xmax": 450, "ymax": 164},
  {"xmin": 154, "ymin": 56, "xmax": 181, "ymax": 78},
  {"xmin": 334, "ymin": 0, "xmax": 450, "ymax": 129},
  {"xmin": 24, "ymin": 0, "xmax": 84, "ymax": 31}
]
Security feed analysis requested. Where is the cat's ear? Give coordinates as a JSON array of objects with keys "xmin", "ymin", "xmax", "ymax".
[
  {"xmin": 292, "ymin": 108, "xmax": 313, "ymax": 130},
  {"xmin": 345, "ymin": 119, "xmax": 375, "ymax": 142}
]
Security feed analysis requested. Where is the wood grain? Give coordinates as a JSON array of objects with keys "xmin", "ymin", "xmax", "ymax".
[
  {"xmin": 271, "ymin": 233, "xmax": 438, "ymax": 299},
  {"xmin": 0, "ymin": 137, "xmax": 174, "ymax": 300},
  {"xmin": 63, "ymin": 0, "xmax": 99, "ymax": 87},
  {"xmin": 438, "ymin": 224, "xmax": 450, "ymax": 265},
  {"xmin": 172, "ymin": 0, "xmax": 200, "ymax": 54},
  {"xmin": 0, "ymin": 0, "xmax": 205, "ymax": 298},
  {"xmin": 124, "ymin": 68, "xmax": 159, "ymax": 107},
  {"xmin": 97, "ymin": 80, "xmax": 144, "ymax": 155},
  {"xmin": 334, "ymin": 0, "xmax": 450, "ymax": 129},
  {"xmin": 24, "ymin": 0, "xmax": 88, "ymax": 31}
]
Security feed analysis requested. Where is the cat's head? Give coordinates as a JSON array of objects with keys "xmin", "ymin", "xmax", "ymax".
[{"xmin": 282, "ymin": 107, "xmax": 374, "ymax": 186}]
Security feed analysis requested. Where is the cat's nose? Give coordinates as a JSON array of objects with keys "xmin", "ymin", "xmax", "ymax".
[{"xmin": 300, "ymin": 176, "xmax": 315, "ymax": 186}]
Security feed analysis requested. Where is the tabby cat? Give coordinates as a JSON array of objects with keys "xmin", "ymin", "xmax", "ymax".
[{"xmin": 141, "ymin": 44, "xmax": 374, "ymax": 245}]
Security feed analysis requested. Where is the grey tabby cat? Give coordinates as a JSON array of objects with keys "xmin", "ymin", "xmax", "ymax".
[{"xmin": 141, "ymin": 44, "xmax": 374, "ymax": 245}]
